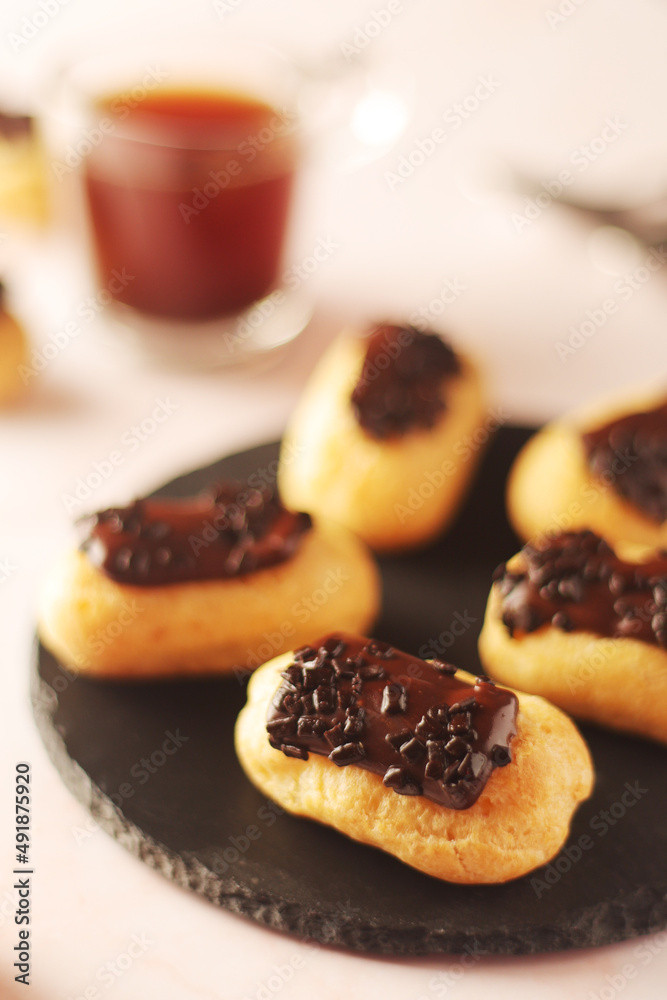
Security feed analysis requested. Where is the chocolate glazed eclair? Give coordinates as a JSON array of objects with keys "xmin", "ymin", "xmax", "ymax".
[
  {"xmin": 38, "ymin": 483, "xmax": 380, "ymax": 678},
  {"xmin": 235, "ymin": 633, "xmax": 593, "ymax": 884},
  {"xmin": 479, "ymin": 529, "xmax": 667, "ymax": 744},
  {"xmin": 278, "ymin": 324, "xmax": 491, "ymax": 552},
  {"xmin": 507, "ymin": 389, "xmax": 667, "ymax": 549}
]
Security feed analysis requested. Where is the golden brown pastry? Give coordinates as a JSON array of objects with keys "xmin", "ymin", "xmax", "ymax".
[
  {"xmin": 0, "ymin": 282, "xmax": 29, "ymax": 403},
  {"xmin": 278, "ymin": 324, "xmax": 491, "ymax": 552},
  {"xmin": 235, "ymin": 632, "xmax": 593, "ymax": 884},
  {"xmin": 38, "ymin": 484, "xmax": 380, "ymax": 678},
  {"xmin": 0, "ymin": 111, "xmax": 48, "ymax": 226},
  {"xmin": 507, "ymin": 386, "xmax": 667, "ymax": 548},
  {"xmin": 479, "ymin": 529, "xmax": 667, "ymax": 744}
]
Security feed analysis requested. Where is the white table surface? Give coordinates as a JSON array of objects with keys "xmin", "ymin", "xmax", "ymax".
[{"xmin": 1, "ymin": 1, "xmax": 667, "ymax": 997}]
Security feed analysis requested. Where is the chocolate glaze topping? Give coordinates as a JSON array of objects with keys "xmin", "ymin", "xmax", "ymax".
[
  {"xmin": 495, "ymin": 529, "xmax": 667, "ymax": 647},
  {"xmin": 350, "ymin": 324, "xmax": 462, "ymax": 439},
  {"xmin": 266, "ymin": 633, "xmax": 517, "ymax": 810},
  {"xmin": 0, "ymin": 111, "xmax": 33, "ymax": 140},
  {"xmin": 582, "ymin": 401, "xmax": 667, "ymax": 522},
  {"xmin": 80, "ymin": 483, "xmax": 312, "ymax": 586}
]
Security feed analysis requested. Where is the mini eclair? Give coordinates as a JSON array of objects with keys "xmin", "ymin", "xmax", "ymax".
[
  {"xmin": 38, "ymin": 484, "xmax": 380, "ymax": 678},
  {"xmin": 507, "ymin": 387, "xmax": 667, "ymax": 548},
  {"xmin": 235, "ymin": 633, "xmax": 593, "ymax": 884},
  {"xmin": 479, "ymin": 529, "xmax": 667, "ymax": 744},
  {"xmin": 278, "ymin": 324, "xmax": 490, "ymax": 552}
]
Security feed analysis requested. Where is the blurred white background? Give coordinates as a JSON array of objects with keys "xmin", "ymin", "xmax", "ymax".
[{"xmin": 1, "ymin": 3, "xmax": 666, "ymax": 998}]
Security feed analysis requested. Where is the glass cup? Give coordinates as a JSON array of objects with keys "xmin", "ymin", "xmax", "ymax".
[{"xmin": 44, "ymin": 33, "xmax": 315, "ymax": 367}]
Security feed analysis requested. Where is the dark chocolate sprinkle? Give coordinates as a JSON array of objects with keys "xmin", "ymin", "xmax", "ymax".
[
  {"xmin": 131, "ymin": 550, "xmax": 151, "ymax": 577},
  {"xmin": 431, "ymin": 660, "xmax": 457, "ymax": 676},
  {"xmin": 343, "ymin": 713, "xmax": 365, "ymax": 738},
  {"xmin": 448, "ymin": 715, "xmax": 472, "ymax": 735},
  {"xmin": 324, "ymin": 724, "xmax": 345, "ymax": 749},
  {"xmin": 295, "ymin": 645, "xmax": 317, "ymax": 660},
  {"xmin": 154, "ymin": 547, "xmax": 172, "ymax": 567},
  {"xmin": 329, "ymin": 742, "xmax": 366, "ymax": 766},
  {"xmin": 457, "ymin": 696, "xmax": 477, "ymax": 711},
  {"xmin": 280, "ymin": 666, "xmax": 302, "ymax": 690},
  {"xmin": 383, "ymin": 765, "xmax": 409, "ymax": 789},
  {"xmin": 300, "ymin": 693, "xmax": 315, "ymax": 715},
  {"xmin": 551, "ymin": 611, "xmax": 574, "ymax": 632},
  {"xmin": 114, "ymin": 548, "xmax": 132, "ymax": 572},
  {"xmin": 382, "ymin": 766, "xmax": 422, "ymax": 795},
  {"xmin": 443, "ymin": 760, "xmax": 461, "ymax": 784},
  {"xmin": 492, "ymin": 745, "xmax": 512, "ymax": 767},
  {"xmin": 380, "ymin": 682, "xmax": 408, "ymax": 715},
  {"xmin": 337, "ymin": 688, "xmax": 355, "ymax": 711},
  {"xmin": 281, "ymin": 693, "xmax": 301, "ymax": 717},
  {"xmin": 313, "ymin": 686, "xmax": 335, "ymax": 715},
  {"xmin": 302, "ymin": 665, "xmax": 329, "ymax": 691},
  {"xmin": 399, "ymin": 737, "xmax": 425, "ymax": 762},
  {"xmin": 446, "ymin": 736, "xmax": 471, "ymax": 758},
  {"xmin": 385, "ymin": 729, "xmax": 413, "ymax": 752},
  {"xmin": 297, "ymin": 717, "xmax": 327, "ymax": 738},
  {"xmin": 458, "ymin": 751, "xmax": 473, "ymax": 779},
  {"xmin": 266, "ymin": 717, "xmax": 297, "ymax": 739}
]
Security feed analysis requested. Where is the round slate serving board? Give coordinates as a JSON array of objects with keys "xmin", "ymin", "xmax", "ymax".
[{"xmin": 32, "ymin": 428, "xmax": 667, "ymax": 955}]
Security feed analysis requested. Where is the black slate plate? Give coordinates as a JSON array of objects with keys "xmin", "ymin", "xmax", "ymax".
[{"xmin": 31, "ymin": 428, "xmax": 667, "ymax": 955}]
